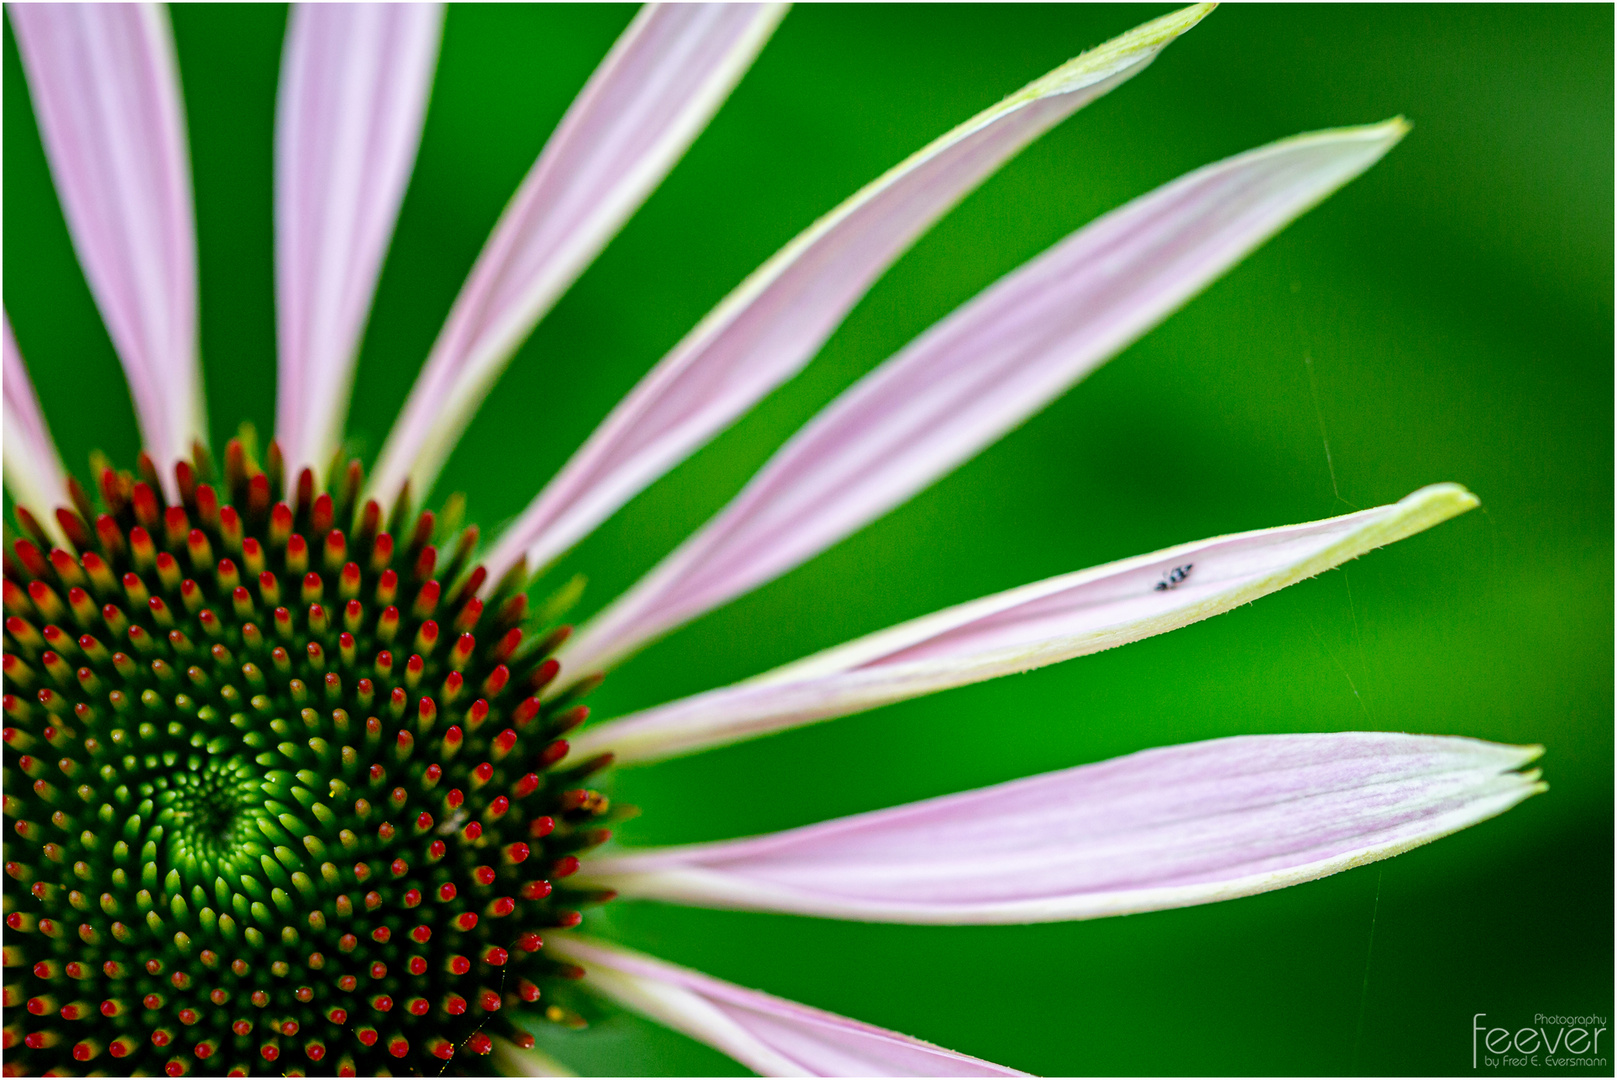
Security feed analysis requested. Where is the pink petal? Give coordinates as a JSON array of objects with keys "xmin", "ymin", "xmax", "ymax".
[
  {"xmin": 561, "ymin": 119, "xmax": 1410, "ymax": 676},
  {"xmin": 572, "ymin": 485, "xmax": 1477, "ymax": 765},
  {"xmin": 10, "ymin": 3, "xmax": 203, "ymax": 499},
  {"xmin": 367, "ymin": 4, "xmax": 788, "ymax": 507},
  {"xmin": 481, "ymin": 4, "xmax": 1215, "ymax": 582},
  {"xmin": 3, "ymin": 312, "xmax": 72, "ymax": 546},
  {"xmin": 273, "ymin": 3, "xmax": 443, "ymax": 483},
  {"xmin": 552, "ymin": 936, "xmax": 1025, "ymax": 1076},
  {"xmin": 580, "ymin": 733, "xmax": 1544, "ymax": 924}
]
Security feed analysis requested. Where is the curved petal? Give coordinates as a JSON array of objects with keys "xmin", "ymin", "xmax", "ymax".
[
  {"xmin": 579, "ymin": 733, "xmax": 1545, "ymax": 924},
  {"xmin": 552, "ymin": 936, "xmax": 1025, "ymax": 1076},
  {"xmin": 10, "ymin": 3, "xmax": 203, "ymax": 499},
  {"xmin": 490, "ymin": 1037, "xmax": 575, "ymax": 1077},
  {"xmin": 274, "ymin": 3, "xmax": 444, "ymax": 483},
  {"xmin": 481, "ymin": 4, "xmax": 1216, "ymax": 582},
  {"xmin": 3, "ymin": 313, "xmax": 72, "ymax": 547},
  {"xmin": 561, "ymin": 119, "xmax": 1410, "ymax": 676},
  {"xmin": 367, "ymin": 3, "xmax": 788, "ymax": 507},
  {"xmin": 572, "ymin": 484, "xmax": 1476, "ymax": 764}
]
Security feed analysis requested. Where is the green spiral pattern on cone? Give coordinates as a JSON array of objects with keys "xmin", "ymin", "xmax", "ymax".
[{"xmin": 2, "ymin": 439, "xmax": 617, "ymax": 1076}]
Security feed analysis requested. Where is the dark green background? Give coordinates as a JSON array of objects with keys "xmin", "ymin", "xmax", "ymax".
[{"xmin": 5, "ymin": 5, "xmax": 1611, "ymax": 1075}]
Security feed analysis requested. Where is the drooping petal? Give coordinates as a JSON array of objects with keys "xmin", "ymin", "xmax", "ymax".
[
  {"xmin": 561, "ymin": 119, "xmax": 1410, "ymax": 676},
  {"xmin": 552, "ymin": 936, "xmax": 1026, "ymax": 1076},
  {"xmin": 489, "ymin": 1038, "xmax": 575, "ymax": 1077},
  {"xmin": 579, "ymin": 733, "xmax": 1544, "ymax": 924},
  {"xmin": 367, "ymin": 4, "xmax": 788, "ymax": 507},
  {"xmin": 571, "ymin": 484, "xmax": 1476, "ymax": 764},
  {"xmin": 3, "ymin": 313, "xmax": 72, "ymax": 547},
  {"xmin": 274, "ymin": 3, "xmax": 444, "ymax": 483},
  {"xmin": 481, "ymin": 4, "xmax": 1216, "ymax": 582},
  {"xmin": 10, "ymin": 3, "xmax": 203, "ymax": 499}
]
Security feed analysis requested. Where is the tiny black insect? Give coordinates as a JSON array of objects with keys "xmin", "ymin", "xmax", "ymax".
[{"xmin": 1154, "ymin": 563, "xmax": 1193, "ymax": 591}]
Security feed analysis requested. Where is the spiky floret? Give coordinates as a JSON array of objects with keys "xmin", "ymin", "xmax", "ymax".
[{"xmin": 2, "ymin": 439, "xmax": 617, "ymax": 1076}]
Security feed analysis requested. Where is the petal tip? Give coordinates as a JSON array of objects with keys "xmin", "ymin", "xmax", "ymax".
[
  {"xmin": 1400, "ymin": 481, "xmax": 1480, "ymax": 524},
  {"xmin": 1353, "ymin": 115, "xmax": 1413, "ymax": 141},
  {"xmin": 1509, "ymin": 771, "xmax": 1548, "ymax": 806},
  {"xmin": 1146, "ymin": 2, "xmax": 1220, "ymax": 41},
  {"xmin": 1360, "ymin": 115, "xmax": 1413, "ymax": 147},
  {"xmin": 1028, "ymin": 1, "xmax": 1215, "ymax": 101},
  {"xmin": 1513, "ymin": 742, "xmax": 1547, "ymax": 768},
  {"xmin": 1142, "ymin": 2, "xmax": 1219, "ymax": 42},
  {"xmin": 1177, "ymin": 2, "xmax": 1221, "ymax": 31},
  {"xmin": 1277, "ymin": 116, "xmax": 1412, "ymax": 161},
  {"xmin": 1488, "ymin": 741, "xmax": 1546, "ymax": 790}
]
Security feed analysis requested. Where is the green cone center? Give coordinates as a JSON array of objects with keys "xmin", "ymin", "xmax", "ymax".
[
  {"xmin": 3, "ymin": 444, "xmax": 614, "ymax": 1075},
  {"xmin": 154, "ymin": 755, "xmax": 266, "ymax": 878}
]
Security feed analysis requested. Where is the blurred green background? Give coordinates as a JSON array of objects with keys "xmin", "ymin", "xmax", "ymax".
[{"xmin": 5, "ymin": 4, "xmax": 1611, "ymax": 1075}]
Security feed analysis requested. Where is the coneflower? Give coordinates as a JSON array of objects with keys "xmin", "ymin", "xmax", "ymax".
[{"xmin": 2, "ymin": 5, "xmax": 1543, "ymax": 1077}]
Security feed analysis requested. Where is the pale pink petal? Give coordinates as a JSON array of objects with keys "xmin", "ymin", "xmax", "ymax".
[
  {"xmin": 367, "ymin": 4, "xmax": 788, "ymax": 507},
  {"xmin": 552, "ymin": 936, "xmax": 1025, "ymax": 1076},
  {"xmin": 482, "ymin": 4, "xmax": 1216, "ymax": 582},
  {"xmin": 561, "ymin": 120, "xmax": 1409, "ymax": 676},
  {"xmin": 3, "ymin": 312, "xmax": 72, "ymax": 547},
  {"xmin": 274, "ymin": 3, "xmax": 443, "ymax": 483},
  {"xmin": 579, "ymin": 733, "xmax": 1544, "ymax": 924},
  {"xmin": 572, "ymin": 485, "xmax": 1476, "ymax": 764},
  {"xmin": 10, "ymin": 3, "xmax": 203, "ymax": 499}
]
